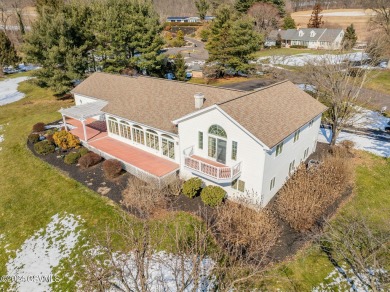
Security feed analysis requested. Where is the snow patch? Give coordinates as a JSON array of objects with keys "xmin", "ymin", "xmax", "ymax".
[
  {"xmin": 348, "ymin": 109, "xmax": 390, "ymax": 131},
  {"xmin": 0, "ymin": 77, "xmax": 31, "ymax": 106},
  {"xmin": 5, "ymin": 213, "xmax": 82, "ymax": 292}
]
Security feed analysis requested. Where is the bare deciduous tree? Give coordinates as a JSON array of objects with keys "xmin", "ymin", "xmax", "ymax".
[
  {"xmin": 247, "ymin": 2, "xmax": 280, "ymax": 34},
  {"xmin": 319, "ymin": 216, "xmax": 390, "ymax": 291}
]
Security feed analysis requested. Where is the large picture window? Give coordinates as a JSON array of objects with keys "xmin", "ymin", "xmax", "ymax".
[
  {"xmin": 120, "ymin": 121, "xmax": 131, "ymax": 140},
  {"xmin": 132, "ymin": 125, "xmax": 144, "ymax": 145},
  {"xmin": 146, "ymin": 129, "xmax": 159, "ymax": 150},
  {"xmin": 108, "ymin": 117, "xmax": 119, "ymax": 135},
  {"xmin": 162, "ymin": 134, "xmax": 175, "ymax": 160}
]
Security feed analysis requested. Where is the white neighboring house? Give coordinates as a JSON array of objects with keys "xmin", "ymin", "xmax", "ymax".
[
  {"xmin": 266, "ymin": 28, "xmax": 344, "ymax": 50},
  {"xmin": 60, "ymin": 73, "xmax": 326, "ymax": 207}
]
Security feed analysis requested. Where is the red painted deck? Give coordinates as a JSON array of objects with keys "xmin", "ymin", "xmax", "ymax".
[
  {"xmin": 66, "ymin": 118, "xmax": 108, "ymax": 142},
  {"xmin": 89, "ymin": 137, "xmax": 179, "ymax": 177},
  {"xmin": 191, "ymin": 155, "xmax": 226, "ymax": 167}
]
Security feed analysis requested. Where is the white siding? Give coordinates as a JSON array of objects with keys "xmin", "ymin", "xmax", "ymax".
[
  {"xmin": 261, "ymin": 114, "xmax": 322, "ymax": 205},
  {"xmin": 73, "ymin": 94, "xmax": 97, "ymax": 106},
  {"xmin": 178, "ymin": 108, "xmax": 266, "ymax": 205}
]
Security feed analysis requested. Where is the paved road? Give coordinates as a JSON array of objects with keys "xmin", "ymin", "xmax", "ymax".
[
  {"xmin": 164, "ymin": 37, "xmax": 208, "ymax": 64},
  {"xmin": 220, "ymin": 78, "xmax": 277, "ymax": 91}
]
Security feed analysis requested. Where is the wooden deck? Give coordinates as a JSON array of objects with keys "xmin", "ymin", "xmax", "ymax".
[
  {"xmin": 191, "ymin": 155, "xmax": 226, "ymax": 167},
  {"xmin": 88, "ymin": 137, "xmax": 179, "ymax": 177}
]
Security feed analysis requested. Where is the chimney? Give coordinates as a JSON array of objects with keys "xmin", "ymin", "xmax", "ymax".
[{"xmin": 194, "ymin": 92, "xmax": 205, "ymax": 109}]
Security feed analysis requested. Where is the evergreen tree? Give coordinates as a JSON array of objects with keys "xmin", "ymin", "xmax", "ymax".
[
  {"xmin": 0, "ymin": 31, "xmax": 19, "ymax": 75},
  {"xmin": 307, "ymin": 3, "xmax": 324, "ymax": 28},
  {"xmin": 23, "ymin": 1, "xmax": 93, "ymax": 95},
  {"xmin": 342, "ymin": 24, "xmax": 357, "ymax": 50},
  {"xmin": 235, "ymin": 0, "xmax": 285, "ymax": 15},
  {"xmin": 276, "ymin": 32, "xmax": 282, "ymax": 48},
  {"xmin": 206, "ymin": 5, "xmax": 262, "ymax": 76},
  {"xmin": 195, "ymin": 0, "xmax": 210, "ymax": 20},
  {"xmin": 36, "ymin": 0, "xmax": 63, "ymax": 16},
  {"xmin": 282, "ymin": 14, "xmax": 296, "ymax": 29},
  {"xmin": 174, "ymin": 53, "xmax": 187, "ymax": 81},
  {"xmin": 91, "ymin": 0, "xmax": 164, "ymax": 75}
]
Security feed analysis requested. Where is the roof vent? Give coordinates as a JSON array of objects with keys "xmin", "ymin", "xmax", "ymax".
[{"xmin": 194, "ymin": 92, "xmax": 205, "ymax": 109}]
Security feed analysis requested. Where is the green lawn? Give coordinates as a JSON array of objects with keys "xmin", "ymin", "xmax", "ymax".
[
  {"xmin": 366, "ymin": 70, "xmax": 390, "ymax": 95},
  {"xmin": 0, "ymin": 76, "xmax": 202, "ymax": 290}
]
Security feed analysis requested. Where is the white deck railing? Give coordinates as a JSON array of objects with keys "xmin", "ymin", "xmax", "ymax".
[{"xmin": 184, "ymin": 154, "xmax": 242, "ymax": 182}]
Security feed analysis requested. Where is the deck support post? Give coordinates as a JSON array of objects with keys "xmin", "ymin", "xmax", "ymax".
[
  {"xmin": 81, "ymin": 118, "xmax": 87, "ymax": 142},
  {"xmin": 62, "ymin": 115, "xmax": 68, "ymax": 131}
]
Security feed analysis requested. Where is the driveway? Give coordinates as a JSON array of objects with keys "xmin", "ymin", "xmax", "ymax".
[{"xmin": 164, "ymin": 37, "xmax": 208, "ymax": 64}]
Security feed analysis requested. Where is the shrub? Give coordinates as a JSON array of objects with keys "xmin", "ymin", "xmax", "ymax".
[
  {"xmin": 121, "ymin": 177, "xmax": 168, "ymax": 218},
  {"xmin": 276, "ymin": 152, "xmax": 353, "ymax": 232},
  {"xmin": 78, "ymin": 152, "xmax": 102, "ymax": 168},
  {"xmin": 46, "ymin": 134, "xmax": 54, "ymax": 143},
  {"xmin": 290, "ymin": 45, "xmax": 308, "ymax": 49},
  {"xmin": 103, "ymin": 159, "xmax": 122, "ymax": 178},
  {"xmin": 45, "ymin": 128, "xmax": 58, "ymax": 135},
  {"xmin": 34, "ymin": 140, "xmax": 55, "ymax": 155},
  {"xmin": 166, "ymin": 178, "xmax": 183, "ymax": 196},
  {"xmin": 64, "ymin": 152, "xmax": 81, "ymax": 165},
  {"xmin": 28, "ymin": 133, "xmax": 40, "ymax": 144},
  {"xmin": 182, "ymin": 177, "xmax": 202, "ymax": 198},
  {"xmin": 201, "ymin": 185, "xmax": 225, "ymax": 207},
  {"xmin": 53, "ymin": 130, "xmax": 80, "ymax": 149},
  {"xmin": 78, "ymin": 147, "xmax": 89, "ymax": 156},
  {"xmin": 32, "ymin": 122, "xmax": 45, "ymax": 132},
  {"xmin": 216, "ymin": 201, "xmax": 281, "ymax": 259}
]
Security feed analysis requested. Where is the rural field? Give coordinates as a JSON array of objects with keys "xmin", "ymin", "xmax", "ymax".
[{"xmin": 291, "ymin": 9, "xmax": 374, "ymax": 41}]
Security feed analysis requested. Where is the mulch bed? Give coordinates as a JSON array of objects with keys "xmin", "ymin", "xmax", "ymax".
[{"xmin": 29, "ymin": 139, "xmax": 351, "ymax": 265}]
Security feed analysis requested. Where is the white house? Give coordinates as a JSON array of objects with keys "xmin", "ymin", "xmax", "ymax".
[
  {"xmin": 266, "ymin": 28, "xmax": 344, "ymax": 50},
  {"xmin": 60, "ymin": 72, "xmax": 326, "ymax": 207}
]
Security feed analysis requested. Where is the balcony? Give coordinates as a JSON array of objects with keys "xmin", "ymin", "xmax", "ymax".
[{"xmin": 183, "ymin": 147, "xmax": 242, "ymax": 183}]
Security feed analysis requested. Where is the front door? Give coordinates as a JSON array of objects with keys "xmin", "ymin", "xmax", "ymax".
[{"xmin": 216, "ymin": 139, "xmax": 227, "ymax": 164}]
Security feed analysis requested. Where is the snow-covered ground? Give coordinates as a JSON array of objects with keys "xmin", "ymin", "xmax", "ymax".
[
  {"xmin": 4, "ymin": 213, "xmax": 82, "ymax": 292},
  {"xmin": 258, "ymin": 52, "xmax": 370, "ymax": 67},
  {"xmin": 348, "ymin": 109, "xmax": 389, "ymax": 131},
  {"xmin": 301, "ymin": 11, "xmax": 374, "ymax": 17},
  {"xmin": 0, "ymin": 77, "xmax": 31, "ymax": 106}
]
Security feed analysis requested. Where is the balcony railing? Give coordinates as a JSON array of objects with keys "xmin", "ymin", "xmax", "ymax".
[{"xmin": 183, "ymin": 147, "xmax": 242, "ymax": 183}]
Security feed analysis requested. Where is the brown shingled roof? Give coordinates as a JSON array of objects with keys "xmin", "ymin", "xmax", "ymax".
[
  {"xmin": 72, "ymin": 72, "xmax": 244, "ymax": 133},
  {"xmin": 218, "ymin": 81, "xmax": 327, "ymax": 148},
  {"xmin": 72, "ymin": 72, "xmax": 326, "ymax": 148}
]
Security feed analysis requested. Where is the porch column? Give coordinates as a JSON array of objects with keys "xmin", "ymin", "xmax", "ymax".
[
  {"xmin": 62, "ymin": 114, "xmax": 68, "ymax": 131},
  {"xmin": 81, "ymin": 118, "xmax": 88, "ymax": 142}
]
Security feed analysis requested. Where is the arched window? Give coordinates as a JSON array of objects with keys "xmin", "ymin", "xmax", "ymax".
[
  {"xmin": 208, "ymin": 125, "xmax": 227, "ymax": 138},
  {"xmin": 161, "ymin": 134, "xmax": 175, "ymax": 159},
  {"xmin": 132, "ymin": 125, "xmax": 144, "ymax": 145},
  {"xmin": 146, "ymin": 129, "xmax": 159, "ymax": 150},
  {"xmin": 120, "ymin": 121, "xmax": 131, "ymax": 140},
  {"xmin": 108, "ymin": 117, "xmax": 119, "ymax": 135}
]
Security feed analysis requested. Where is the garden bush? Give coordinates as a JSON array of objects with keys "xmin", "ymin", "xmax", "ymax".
[
  {"xmin": 46, "ymin": 134, "xmax": 54, "ymax": 143},
  {"xmin": 78, "ymin": 147, "xmax": 89, "ymax": 156},
  {"xmin": 182, "ymin": 177, "xmax": 202, "ymax": 198},
  {"xmin": 64, "ymin": 152, "xmax": 81, "ymax": 165},
  {"xmin": 53, "ymin": 130, "xmax": 80, "ymax": 149},
  {"xmin": 28, "ymin": 133, "xmax": 40, "ymax": 144},
  {"xmin": 201, "ymin": 185, "xmax": 225, "ymax": 207},
  {"xmin": 276, "ymin": 152, "xmax": 353, "ymax": 232},
  {"xmin": 34, "ymin": 140, "xmax": 55, "ymax": 155},
  {"xmin": 32, "ymin": 122, "xmax": 45, "ymax": 132},
  {"xmin": 103, "ymin": 159, "xmax": 122, "ymax": 178},
  {"xmin": 78, "ymin": 152, "xmax": 102, "ymax": 168}
]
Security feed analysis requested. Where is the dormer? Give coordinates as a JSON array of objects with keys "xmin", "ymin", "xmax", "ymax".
[
  {"xmin": 310, "ymin": 30, "xmax": 316, "ymax": 37},
  {"xmin": 298, "ymin": 30, "xmax": 304, "ymax": 37}
]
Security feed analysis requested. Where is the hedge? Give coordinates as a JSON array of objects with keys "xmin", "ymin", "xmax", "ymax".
[
  {"xmin": 34, "ymin": 140, "xmax": 55, "ymax": 155},
  {"xmin": 201, "ymin": 185, "xmax": 225, "ymax": 207},
  {"xmin": 64, "ymin": 152, "xmax": 81, "ymax": 165},
  {"xmin": 182, "ymin": 177, "xmax": 203, "ymax": 198}
]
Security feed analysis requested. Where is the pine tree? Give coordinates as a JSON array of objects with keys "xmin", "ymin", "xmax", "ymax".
[
  {"xmin": 282, "ymin": 14, "xmax": 296, "ymax": 29},
  {"xmin": 206, "ymin": 5, "xmax": 262, "ymax": 76},
  {"xmin": 0, "ymin": 31, "xmax": 19, "ymax": 75},
  {"xmin": 91, "ymin": 0, "xmax": 164, "ymax": 75},
  {"xmin": 307, "ymin": 3, "xmax": 324, "ymax": 28},
  {"xmin": 342, "ymin": 24, "xmax": 357, "ymax": 50},
  {"xmin": 276, "ymin": 32, "xmax": 282, "ymax": 48},
  {"xmin": 235, "ymin": 0, "xmax": 285, "ymax": 15},
  {"xmin": 36, "ymin": 0, "xmax": 63, "ymax": 15},
  {"xmin": 195, "ymin": 0, "xmax": 210, "ymax": 20},
  {"xmin": 23, "ymin": 1, "xmax": 94, "ymax": 95},
  {"xmin": 174, "ymin": 53, "xmax": 187, "ymax": 81}
]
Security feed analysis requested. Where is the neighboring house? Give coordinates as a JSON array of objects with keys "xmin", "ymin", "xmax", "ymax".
[
  {"xmin": 60, "ymin": 73, "xmax": 326, "ymax": 207},
  {"xmin": 166, "ymin": 16, "xmax": 214, "ymax": 23},
  {"xmin": 266, "ymin": 28, "xmax": 344, "ymax": 50}
]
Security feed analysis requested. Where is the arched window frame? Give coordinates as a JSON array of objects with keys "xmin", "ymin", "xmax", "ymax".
[
  {"xmin": 132, "ymin": 124, "xmax": 145, "ymax": 145},
  {"xmin": 161, "ymin": 134, "xmax": 175, "ymax": 160},
  {"xmin": 146, "ymin": 129, "xmax": 159, "ymax": 150},
  {"xmin": 108, "ymin": 117, "xmax": 119, "ymax": 135},
  {"xmin": 208, "ymin": 125, "xmax": 227, "ymax": 138},
  {"xmin": 119, "ymin": 120, "xmax": 132, "ymax": 140}
]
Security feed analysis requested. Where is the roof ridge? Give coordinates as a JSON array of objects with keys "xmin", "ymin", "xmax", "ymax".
[
  {"xmin": 217, "ymin": 80, "xmax": 290, "ymax": 106},
  {"xmin": 92, "ymin": 71, "xmax": 248, "ymax": 93}
]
